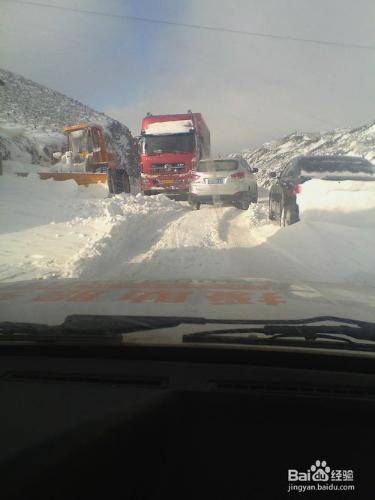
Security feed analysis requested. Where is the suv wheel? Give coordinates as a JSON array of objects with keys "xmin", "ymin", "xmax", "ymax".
[
  {"xmin": 281, "ymin": 204, "xmax": 299, "ymax": 226},
  {"xmin": 269, "ymin": 198, "xmax": 276, "ymax": 220},
  {"xmin": 236, "ymin": 192, "xmax": 250, "ymax": 210},
  {"xmin": 188, "ymin": 196, "xmax": 201, "ymax": 210}
]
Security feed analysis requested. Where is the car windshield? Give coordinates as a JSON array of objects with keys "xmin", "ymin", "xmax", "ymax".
[
  {"xmin": 144, "ymin": 133, "xmax": 195, "ymax": 154},
  {"xmin": 197, "ymin": 160, "xmax": 239, "ymax": 172},
  {"xmin": 1, "ymin": 1, "xmax": 375, "ymax": 353}
]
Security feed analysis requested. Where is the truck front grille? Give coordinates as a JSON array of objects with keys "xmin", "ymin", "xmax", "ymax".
[{"xmin": 151, "ymin": 163, "xmax": 185, "ymax": 173}]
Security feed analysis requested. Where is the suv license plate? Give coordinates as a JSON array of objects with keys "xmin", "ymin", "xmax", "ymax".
[{"xmin": 207, "ymin": 178, "xmax": 224, "ymax": 184}]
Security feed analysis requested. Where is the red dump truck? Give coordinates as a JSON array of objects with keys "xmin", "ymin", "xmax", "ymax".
[{"xmin": 139, "ymin": 112, "xmax": 210, "ymax": 198}]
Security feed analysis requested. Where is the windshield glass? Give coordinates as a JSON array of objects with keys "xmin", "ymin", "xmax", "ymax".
[
  {"xmin": 1, "ymin": 0, "xmax": 375, "ymax": 352},
  {"xmin": 69, "ymin": 129, "xmax": 89, "ymax": 154},
  {"xmin": 144, "ymin": 133, "xmax": 195, "ymax": 154},
  {"xmin": 197, "ymin": 160, "xmax": 239, "ymax": 172}
]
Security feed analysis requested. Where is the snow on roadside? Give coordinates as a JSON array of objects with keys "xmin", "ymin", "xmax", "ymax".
[
  {"xmin": 0, "ymin": 173, "xmax": 183, "ymax": 282},
  {"xmin": 297, "ymin": 179, "xmax": 375, "ymax": 224},
  {"xmin": 1, "ymin": 172, "xmax": 374, "ymax": 287},
  {"xmin": 63, "ymin": 192, "xmax": 185, "ymax": 279}
]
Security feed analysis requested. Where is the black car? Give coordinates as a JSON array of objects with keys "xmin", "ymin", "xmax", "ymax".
[{"xmin": 268, "ymin": 155, "xmax": 375, "ymax": 226}]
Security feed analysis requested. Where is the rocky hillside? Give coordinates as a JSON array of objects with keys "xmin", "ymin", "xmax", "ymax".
[
  {"xmin": 0, "ymin": 69, "xmax": 138, "ymax": 177},
  {"xmin": 234, "ymin": 121, "xmax": 375, "ymax": 186}
]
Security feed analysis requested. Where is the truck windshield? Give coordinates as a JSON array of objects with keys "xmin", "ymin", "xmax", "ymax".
[
  {"xmin": 69, "ymin": 129, "xmax": 89, "ymax": 154},
  {"xmin": 144, "ymin": 133, "xmax": 195, "ymax": 154}
]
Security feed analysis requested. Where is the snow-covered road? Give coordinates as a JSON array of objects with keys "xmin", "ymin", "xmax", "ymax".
[
  {"xmin": 72, "ymin": 194, "xmax": 278, "ymax": 281},
  {"xmin": 1, "ymin": 170, "xmax": 375, "ymax": 287}
]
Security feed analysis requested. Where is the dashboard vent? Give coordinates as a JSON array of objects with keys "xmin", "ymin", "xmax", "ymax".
[
  {"xmin": 210, "ymin": 380, "xmax": 375, "ymax": 399},
  {"xmin": 3, "ymin": 371, "xmax": 168, "ymax": 388}
]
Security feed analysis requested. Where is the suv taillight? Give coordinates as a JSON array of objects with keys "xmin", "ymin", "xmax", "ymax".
[
  {"xmin": 293, "ymin": 184, "xmax": 301, "ymax": 194},
  {"xmin": 231, "ymin": 172, "xmax": 245, "ymax": 179},
  {"xmin": 191, "ymin": 172, "xmax": 201, "ymax": 181}
]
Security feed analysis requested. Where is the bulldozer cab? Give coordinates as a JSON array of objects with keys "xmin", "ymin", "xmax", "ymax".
[
  {"xmin": 64, "ymin": 124, "xmax": 109, "ymax": 165},
  {"xmin": 68, "ymin": 128, "xmax": 90, "ymax": 156}
]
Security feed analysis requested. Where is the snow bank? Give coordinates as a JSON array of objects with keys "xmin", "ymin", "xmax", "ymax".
[
  {"xmin": 297, "ymin": 179, "xmax": 375, "ymax": 225},
  {"xmin": 2, "ymin": 159, "xmax": 42, "ymax": 174},
  {"xmin": 1, "ymin": 170, "xmax": 374, "ymax": 288},
  {"xmin": 145, "ymin": 120, "xmax": 194, "ymax": 135},
  {"xmin": 261, "ymin": 217, "xmax": 375, "ymax": 286},
  {"xmin": 0, "ymin": 173, "xmax": 182, "ymax": 282}
]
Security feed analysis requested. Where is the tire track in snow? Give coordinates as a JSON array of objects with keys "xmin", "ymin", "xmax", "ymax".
[
  {"xmin": 66, "ymin": 196, "xmax": 188, "ymax": 280},
  {"xmin": 80, "ymin": 200, "xmax": 275, "ymax": 281}
]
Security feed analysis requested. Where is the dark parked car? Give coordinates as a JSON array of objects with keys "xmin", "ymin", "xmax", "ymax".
[{"xmin": 268, "ymin": 155, "xmax": 375, "ymax": 226}]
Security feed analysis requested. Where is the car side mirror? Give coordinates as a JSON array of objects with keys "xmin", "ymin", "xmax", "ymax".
[
  {"xmin": 252, "ymin": 167, "xmax": 259, "ymax": 173},
  {"xmin": 53, "ymin": 152, "xmax": 62, "ymax": 160},
  {"xmin": 269, "ymin": 171, "xmax": 277, "ymax": 178}
]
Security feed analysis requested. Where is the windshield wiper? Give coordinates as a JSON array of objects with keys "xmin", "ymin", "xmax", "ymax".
[
  {"xmin": 0, "ymin": 315, "xmax": 193, "ymax": 334},
  {"xmin": 183, "ymin": 322, "xmax": 375, "ymax": 349},
  {"xmin": 0, "ymin": 315, "xmax": 374, "ymax": 346},
  {"xmin": 0, "ymin": 314, "xmax": 212, "ymax": 343}
]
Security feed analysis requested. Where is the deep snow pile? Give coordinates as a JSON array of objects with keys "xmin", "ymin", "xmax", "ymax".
[
  {"xmin": 0, "ymin": 172, "xmax": 182, "ymax": 282},
  {"xmin": 234, "ymin": 120, "xmax": 375, "ymax": 187},
  {"xmin": 1, "ymin": 170, "xmax": 374, "ymax": 287},
  {"xmin": 297, "ymin": 179, "xmax": 375, "ymax": 222},
  {"xmin": 0, "ymin": 68, "xmax": 138, "ymax": 177}
]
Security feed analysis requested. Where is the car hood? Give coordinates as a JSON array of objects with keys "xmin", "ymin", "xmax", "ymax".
[{"xmin": 0, "ymin": 278, "xmax": 374, "ymax": 327}]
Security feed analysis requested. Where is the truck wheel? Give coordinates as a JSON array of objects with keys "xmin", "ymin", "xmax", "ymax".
[
  {"xmin": 107, "ymin": 169, "xmax": 115, "ymax": 194},
  {"xmin": 121, "ymin": 171, "xmax": 131, "ymax": 194},
  {"xmin": 109, "ymin": 169, "xmax": 131, "ymax": 194}
]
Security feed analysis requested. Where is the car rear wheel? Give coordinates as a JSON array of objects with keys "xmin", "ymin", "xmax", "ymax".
[
  {"xmin": 235, "ymin": 192, "xmax": 250, "ymax": 210},
  {"xmin": 251, "ymin": 185, "xmax": 258, "ymax": 204},
  {"xmin": 281, "ymin": 204, "xmax": 299, "ymax": 226}
]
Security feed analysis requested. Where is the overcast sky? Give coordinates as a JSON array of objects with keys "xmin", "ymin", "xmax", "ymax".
[{"xmin": 1, "ymin": 0, "xmax": 374, "ymax": 153}]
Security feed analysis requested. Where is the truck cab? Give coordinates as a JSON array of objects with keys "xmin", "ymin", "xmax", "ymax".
[{"xmin": 140, "ymin": 112, "xmax": 210, "ymax": 198}]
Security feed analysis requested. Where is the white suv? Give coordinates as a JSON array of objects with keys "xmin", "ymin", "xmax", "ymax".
[{"xmin": 189, "ymin": 158, "xmax": 258, "ymax": 210}]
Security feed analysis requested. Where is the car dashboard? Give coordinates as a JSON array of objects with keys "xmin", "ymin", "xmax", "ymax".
[{"xmin": 0, "ymin": 344, "xmax": 373, "ymax": 499}]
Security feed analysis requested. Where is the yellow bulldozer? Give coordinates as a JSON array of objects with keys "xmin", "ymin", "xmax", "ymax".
[{"xmin": 19, "ymin": 123, "xmax": 131, "ymax": 194}]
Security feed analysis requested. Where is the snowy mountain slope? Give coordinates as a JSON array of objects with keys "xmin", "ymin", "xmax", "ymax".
[
  {"xmin": 0, "ymin": 69, "xmax": 138, "ymax": 176},
  {"xmin": 234, "ymin": 121, "xmax": 375, "ymax": 187}
]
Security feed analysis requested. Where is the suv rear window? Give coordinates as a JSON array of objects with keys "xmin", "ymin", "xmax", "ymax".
[
  {"xmin": 197, "ymin": 160, "xmax": 239, "ymax": 172},
  {"xmin": 298, "ymin": 157, "xmax": 375, "ymax": 175}
]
